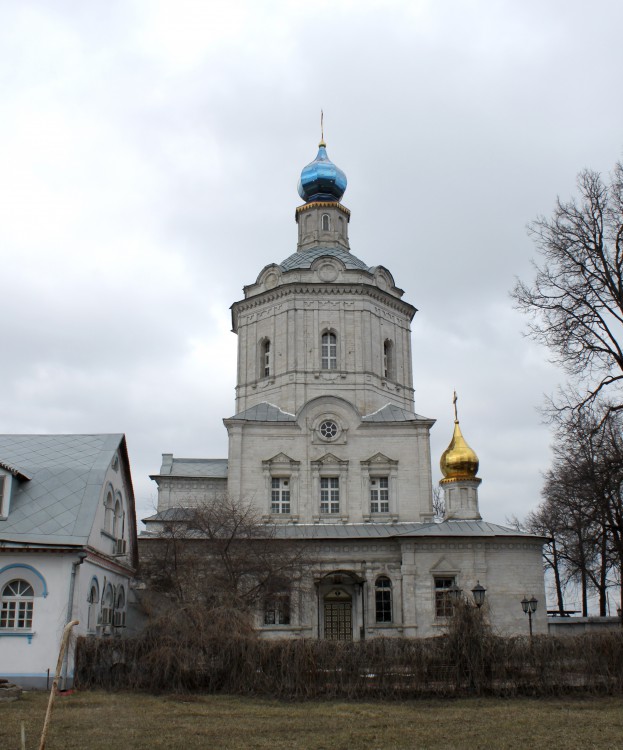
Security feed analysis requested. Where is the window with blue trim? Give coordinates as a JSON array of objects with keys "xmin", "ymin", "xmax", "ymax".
[{"xmin": 1, "ymin": 580, "xmax": 34, "ymax": 629}]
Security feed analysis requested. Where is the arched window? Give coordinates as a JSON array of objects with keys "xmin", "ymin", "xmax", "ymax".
[
  {"xmin": 113, "ymin": 496, "xmax": 124, "ymax": 540},
  {"xmin": 383, "ymin": 339, "xmax": 394, "ymax": 380},
  {"xmin": 321, "ymin": 213, "xmax": 330, "ymax": 231},
  {"xmin": 114, "ymin": 586, "xmax": 126, "ymax": 628},
  {"xmin": 375, "ymin": 577, "xmax": 392, "ymax": 623},
  {"xmin": 260, "ymin": 338, "xmax": 271, "ymax": 378},
  {"xmin": 101, "ymin": 584, "xmax": 114, "ymax": 626},
  {"xmin": 264, "ymin": 590, "xmax": 290, "ymax": 625},
  {"xmin": 321, "ymin": 332, "xmax": 337, "ymax": 370},
  {"xmin": 104, "ymin": 491, "xmax": 114, "ymax": 534},
  {"xmin": 87, "ymin": 579, "xmax": 99, "ymax": 633},
  {"xmin": 1, "ymin": 580, "xmax": 34, "ymax": 629},
  {"xmin": 338, "ymin": 215, "xmax": 345, "ymax": 236}
]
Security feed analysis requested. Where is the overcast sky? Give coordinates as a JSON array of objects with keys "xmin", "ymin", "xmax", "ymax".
[{"xmin": 2, "ymin": 0, "xmax": 623, "ymax": 534}]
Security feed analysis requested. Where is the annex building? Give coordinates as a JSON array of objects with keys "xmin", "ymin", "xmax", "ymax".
[
  {"xmin": 0, "ymin": 434, "xmax": 137, "ymax": 687},
  {"xmin": 144, "ymin": 137, "xmax": 546, "ymax": 639}
]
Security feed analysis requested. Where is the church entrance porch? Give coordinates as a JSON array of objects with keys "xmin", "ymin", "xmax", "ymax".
[
  {"xmin": 324, "ymin": 589, "xmax": 352, "ymax": 640},
  {"xmin": 316, "ymin": 570, "xmax": 365, "ymax": 641}
]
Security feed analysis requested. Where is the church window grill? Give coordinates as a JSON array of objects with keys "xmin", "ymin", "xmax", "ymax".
[
  {"xmin": 321, "ymin": 213, "xmax": 330, "ymax": 231},
  {"xmin": 320, "ymin": 477, "xmax": 340, "ymax": 514},
  {"xmin": 271, "ymin": 477, "xmax": 290, "ymax": 514},
  {"xmin": 264, "ymin": 591, "xmax": 291, "ymax": 625},
  {"xmin": 434, "ymin": 577, "xmax": 456, "ymax": 618},
  {"xmin": 0, "ymin": 580, "xmax": 34, "ymax": 629},
  {"xmin": 319, "ymin": 420, "xmax": 338, "ymax": 440},
  {"xmin": 383, "ymin": 339, "xmax": 394, "ymax": 380},
  {"xmin": 370, "ymin": 477, "xmax": 389, "ymax": 514},
  {"xmin": 260, "ymin": 339, "xmax": 271, "ymax": 378},
  {"xmin": 375, "ymin": 576, "xmax": 392, "ymax": 623},
  {"xmin": 321, "ymin": 332, "xmax": 337, "ymax": 369}
]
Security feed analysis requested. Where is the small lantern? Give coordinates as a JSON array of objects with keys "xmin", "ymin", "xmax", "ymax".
[
  {"xmin": 521, "ymin": 595, "xmax": 538, "ymax": 637},
  {"xmin": 471, "ymin": 581, "xmax": 486, "ymax": 608},
  {"xmin": 449, "ymin": 582, "xmax": 463, "ymax": 604}
]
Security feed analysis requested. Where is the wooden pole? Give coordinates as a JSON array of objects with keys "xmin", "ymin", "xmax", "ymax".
[{"xmin": 39, "ymin": 620, "xmax": 79, "ymax": 750}]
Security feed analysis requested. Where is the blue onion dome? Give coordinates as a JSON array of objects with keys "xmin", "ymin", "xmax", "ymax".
[{"xmin": 297, "ymin": 140, "xmax": 347, "ymax": 203}]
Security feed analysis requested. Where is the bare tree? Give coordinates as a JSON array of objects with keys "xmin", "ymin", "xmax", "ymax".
[
  {"xmin": 432, "ymin": 485, "xmax": 445, "ymax": 521},
  {"xmin": 518, "ymin": 504, "xmax": 567, "ymax": 616},
  {"xmin": 512, "ymin": 161, "xmax": 623, "ymax": 412},
  {"xmin": 138, "ymin": 495, "xmax": 312, "ymax": 633},
  {"xmin": 531, "ymin": 404, "xmax": 623, "ymax": 616}
]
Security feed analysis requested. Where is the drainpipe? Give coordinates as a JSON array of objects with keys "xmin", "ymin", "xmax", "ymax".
[
  {"xmin": 61, "ymin": 551, "xmax": 88, "ymax": 689},
  {"xmin": 359, "ymin": 580, "xmax": 366, "ymax": 640},
  {"xmin": 315, "ymin": 581, "xmax": 321, "ymax": 639}
]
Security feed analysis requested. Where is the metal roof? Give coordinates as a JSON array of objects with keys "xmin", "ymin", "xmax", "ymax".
[
  {"xmin": 227, "ymin": 402, "xmax": 296, "ymax": 423},
  {"xmin": 141, "ymin": 508, "xmax": 196, "ymax": 523},
  {"xmin": 0, "ymin": 434, "xmax": 128, "ymax": 546},
  {"xmin": 153, "ymin": 458, "xmax": 229, "ymax": 479},
  {"xmin": 279, "ymin": 246, "xmax": 371, "ymax": 273},
  {"xmin": 139, "ymin": 515, "xmax": 544, "ymax": 542},
  {"xmin": 273, "ymin": 520, "xmax": 541, "ymax": 540},
  {"xmin": 362, "ymin": 403, "xmax": 433, "ymax": 423}
]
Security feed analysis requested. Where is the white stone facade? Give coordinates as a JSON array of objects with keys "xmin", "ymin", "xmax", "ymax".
[{"xmin": 146, "ymin": 142, "xmax": 547, "ymax": 639}]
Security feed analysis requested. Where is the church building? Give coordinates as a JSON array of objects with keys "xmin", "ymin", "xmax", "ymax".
[{"xmin": 144, "ymin": 137, "xmax": 546, "ymax": 639}]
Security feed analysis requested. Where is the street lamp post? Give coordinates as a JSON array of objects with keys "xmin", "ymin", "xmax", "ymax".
[{"xmin": 521, "ymin": 596, "xmax": 538, "ymax": 637}]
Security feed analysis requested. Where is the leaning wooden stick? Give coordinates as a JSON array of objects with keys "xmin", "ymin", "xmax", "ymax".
[{"xmin": 39, "ymin": 620, "xmax": 79, "ymax": 750}]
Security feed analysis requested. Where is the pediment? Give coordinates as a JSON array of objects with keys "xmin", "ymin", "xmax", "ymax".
[
  {"xmin": 263, "ymin": 452, "xmax": 299, "ymax": 467},
  {"xmin": 312, "ymin": 452, "xmax": 348, "ymax": 466},
  {"xmin": 429, "ymin": 556, "xmax": 459, "ymax": 574},
  {"xmin": 361, "ymin": 452, "xmax": 397, "ymax": 466}
]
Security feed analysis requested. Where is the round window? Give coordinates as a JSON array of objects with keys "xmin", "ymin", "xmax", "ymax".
[{"xmin": 319, "ymin": 420, "xmax": 338, "ymax": 439}]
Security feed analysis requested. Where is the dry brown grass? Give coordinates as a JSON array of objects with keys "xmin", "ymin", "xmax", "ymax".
[{"xmin": 2, "ymin": 690, "xmax": 623, "ymax": 750}]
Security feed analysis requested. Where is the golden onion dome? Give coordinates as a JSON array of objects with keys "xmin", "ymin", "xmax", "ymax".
[{"xmin": 440, "ymin": 393, "xmax": 479, "ymax": 481}]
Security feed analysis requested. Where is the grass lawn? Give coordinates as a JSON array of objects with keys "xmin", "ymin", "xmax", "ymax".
[{"xmin": 1, "ymin": 691, "xmax": 622, "ymax": 749}]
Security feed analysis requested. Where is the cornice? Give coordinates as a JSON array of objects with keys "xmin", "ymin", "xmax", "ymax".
[
  {"xmin": 439, "ymin": 476, "xmax": 482, "ymax": 486},
  {"xmin": 231, "ymin": 281, "xmax": 417, "ymax": 322},
  {"xmin": 295, "ymin": 201, "xmax": 351, "ymax": 219}
]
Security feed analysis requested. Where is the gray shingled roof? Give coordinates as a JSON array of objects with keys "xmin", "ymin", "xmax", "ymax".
[
  {"xmin": 280, "ymin": 246, "xmax": 371, "ymax": 273},
  {"xmin": 227, "ymin": 403, "xmax": 296, "ymax": 422},
  {"xmin": 362, "ymin": 404, "xmax": 433, "ymax": 423},
  {"xmin": 0, "ymin": 434, "xmax": 125, "ymax": 545}
]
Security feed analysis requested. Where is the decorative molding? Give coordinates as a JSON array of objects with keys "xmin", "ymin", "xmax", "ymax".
[{"xmin": 232, "ymin": 282, "xmax": 416, "ymax": 321}]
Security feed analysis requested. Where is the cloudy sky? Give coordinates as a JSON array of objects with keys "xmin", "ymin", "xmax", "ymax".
[{"xmin": 2, "ymin": 0, "xmax": 622, "ymax": 532}]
